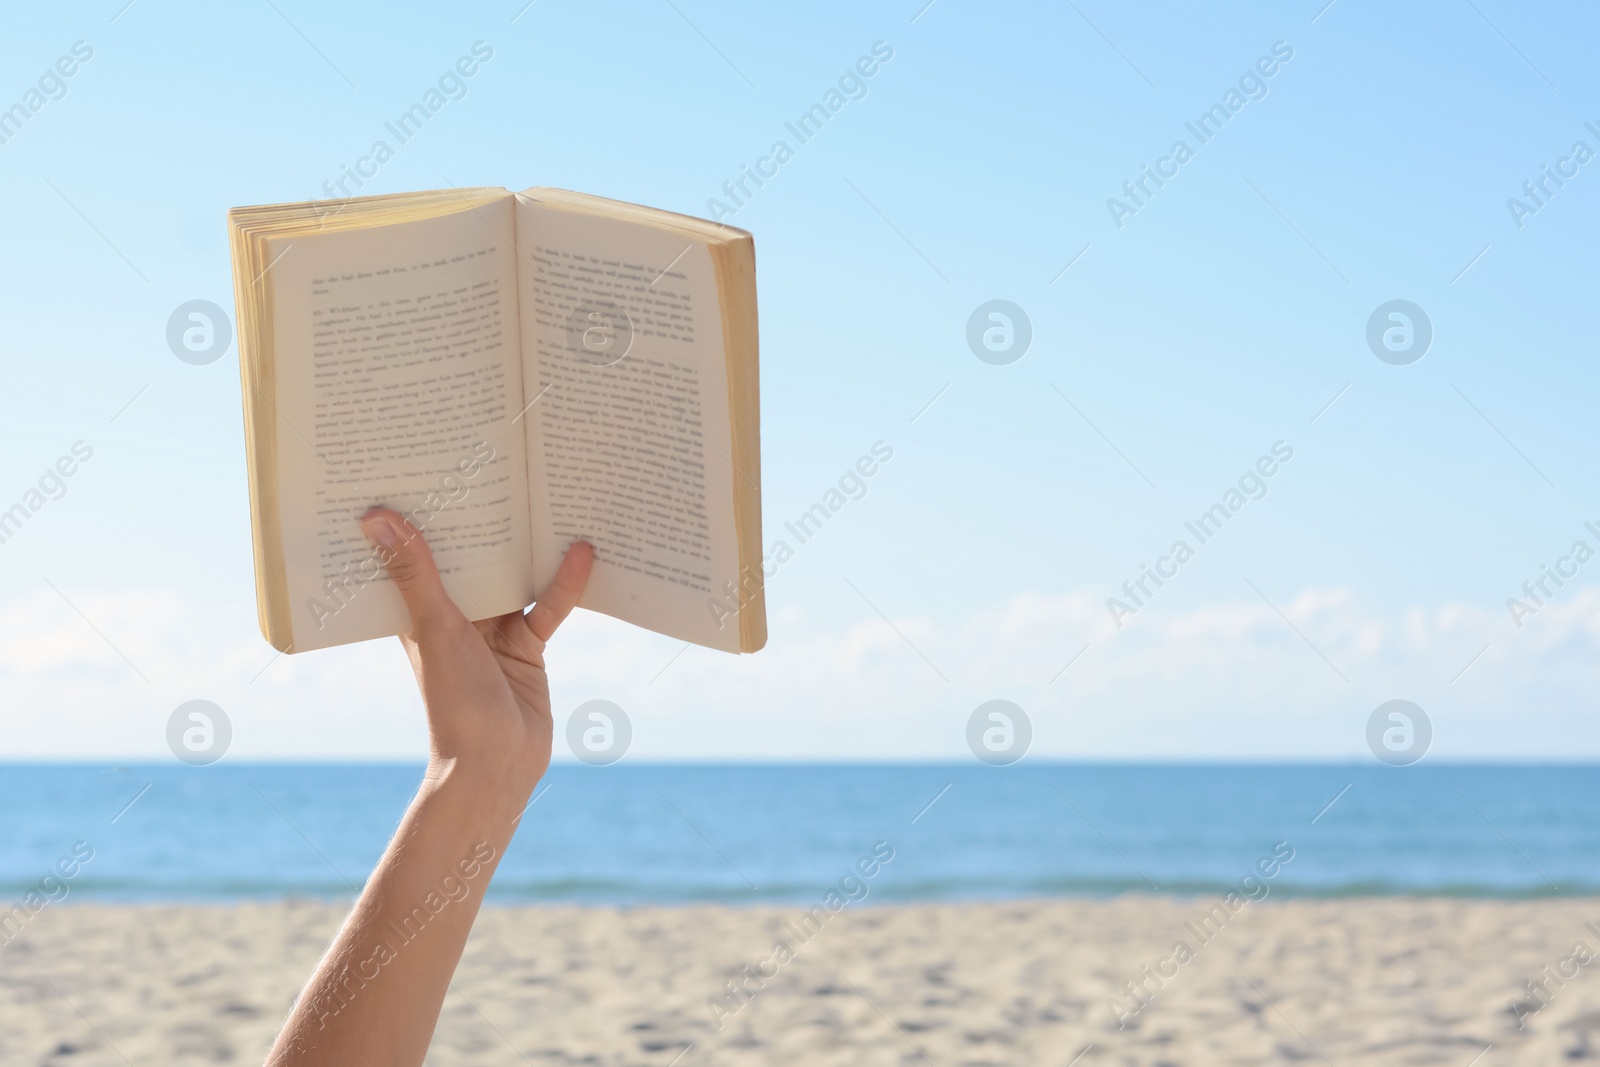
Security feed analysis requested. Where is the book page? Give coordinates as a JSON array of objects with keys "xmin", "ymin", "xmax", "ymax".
[
  {"xmin": 514, "ymin": 193, "xmax": 742, "ymax": 652},
  {"xmin": 266, "ymin": 199, "xmax": 536, "ymax": 651}
]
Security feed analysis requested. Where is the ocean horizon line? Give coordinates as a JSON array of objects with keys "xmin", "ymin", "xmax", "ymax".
[{"xmin": 6, "ymin": 756, "xmax": 1600, "ymax": 767}]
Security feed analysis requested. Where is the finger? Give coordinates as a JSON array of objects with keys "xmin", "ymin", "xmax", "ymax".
[
  {"xmin": 360, "ymin": 507, "xmax": 463, "ymax": 634},
  {"xmin": 526, "ymin": 540, "xmax": 594, "ymax": 643}
]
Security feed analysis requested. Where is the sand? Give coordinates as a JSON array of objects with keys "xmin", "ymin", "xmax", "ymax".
[{"xmin": 3, "ymin": 897, "xmax": 1599, "ymax": 1065}]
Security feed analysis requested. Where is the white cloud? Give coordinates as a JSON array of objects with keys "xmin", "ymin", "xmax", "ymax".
[{"xmin": 0, "ymin": 581, "xmax": 1596, "ymax": 760}]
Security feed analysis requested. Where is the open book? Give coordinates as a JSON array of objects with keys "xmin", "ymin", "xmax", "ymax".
[{"xmin": 228, "ymin": 187, "xmax": 765, "ymax": 655}]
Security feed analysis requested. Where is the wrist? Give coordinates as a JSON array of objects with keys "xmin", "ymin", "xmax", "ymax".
[{"xmin": 420, "ymin": 756, "xmax": 533, "ymax": 829}]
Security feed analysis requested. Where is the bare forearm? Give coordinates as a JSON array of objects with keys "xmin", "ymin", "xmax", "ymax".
[
  {"xmin": 268, "ymin": 760, "xmax": 525, "ymax": 1066},
  {"xmin": 264, "ymin": 512, "xmax": 590, "ymax": 1064}
]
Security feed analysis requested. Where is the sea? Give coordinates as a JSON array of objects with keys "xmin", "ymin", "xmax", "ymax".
[{"xmin": 2, "ymin": 763, "xmax": 1596, "ymax": 904}]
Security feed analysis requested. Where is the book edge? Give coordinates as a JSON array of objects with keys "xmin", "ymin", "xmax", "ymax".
[
  {"xmin": 228, "ymin": 213, "xmax": 294, "ymax": 653},
  {"xmin": 710, "ymin": 237, "xmax": 767, "ymax": 654}
]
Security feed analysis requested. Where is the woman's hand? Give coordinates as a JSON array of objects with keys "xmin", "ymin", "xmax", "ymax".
[{"xmin": 358, "ymin": 507, "xmax": 594, "ymax": 808}]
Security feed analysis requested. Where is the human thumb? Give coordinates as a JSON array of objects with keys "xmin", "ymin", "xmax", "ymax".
[{"xmin": 360, "ymin": 507, "xmax": 460, "ymax": 634}]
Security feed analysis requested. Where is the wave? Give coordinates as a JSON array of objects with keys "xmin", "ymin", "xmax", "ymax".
[{"xmin": 22, "ymin": 873, "xmax": 1600, "ymax": 905}]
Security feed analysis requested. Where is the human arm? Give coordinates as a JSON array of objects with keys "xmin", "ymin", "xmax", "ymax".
[{"xmin": 265, "ymin": 507, "xmax": 593, "ymax": 1065}]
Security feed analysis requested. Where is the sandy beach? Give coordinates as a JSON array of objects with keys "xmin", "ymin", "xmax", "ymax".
[{"xmin": 3, "ymin": 897, "xmax": 1598, "ymax": 1065}]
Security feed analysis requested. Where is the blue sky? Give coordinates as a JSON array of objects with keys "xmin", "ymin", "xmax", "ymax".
[{"xmin": 1, "ymin": 0, "xmax": 1598, "ymax": 760}]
